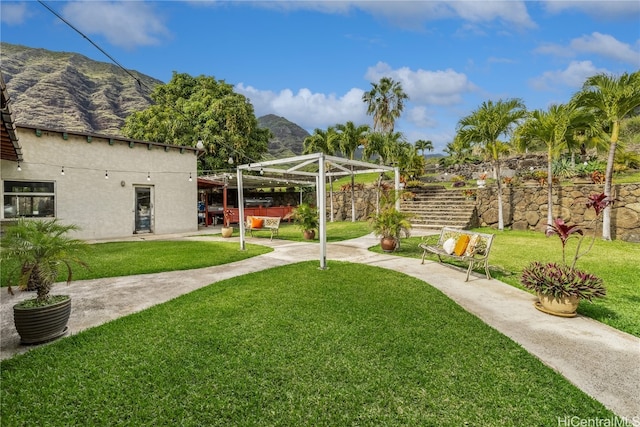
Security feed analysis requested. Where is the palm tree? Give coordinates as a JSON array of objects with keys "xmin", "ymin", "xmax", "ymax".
[
  {"xmin": 457, "ymin": 99, "xmax": 527, "ymax": 230},
  {"xmin": 335, "ymin": 121, "xmax": 370, "ymax": 221},
  {"xmin": 514, "ymin": 103, "xmax": 596, "ymax": 230},
  {"xmin": 414, "ymin": 139, "xmax": 434, "ymax": 156},
  {"xmin": 303, "ymin": 127, "xmax": 339, "ymax": 221},
  {"xmin": 572, "ymin": 71, "xmax": 640, "ymax": 240},
  {"xmin": 362, "ymin": 77, "xmax": 409, "ymax": 134}
]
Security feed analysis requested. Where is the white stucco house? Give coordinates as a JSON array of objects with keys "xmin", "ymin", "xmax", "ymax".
[{"xmin": 1, "ymin": 74, "xmax": 200, "ymax": 240}]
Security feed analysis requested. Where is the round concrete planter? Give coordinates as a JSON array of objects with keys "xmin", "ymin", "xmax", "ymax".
[
  {"xmin": 535, "ymin": 293, "xmax": 579, "ymax": 317},
  {"xmin": 220, "ymin": 227, "xmax": 233, "ymax": 238},
  {"xmin": 14, "ymin": 296, "xmax": 71, "ymax": 344}
]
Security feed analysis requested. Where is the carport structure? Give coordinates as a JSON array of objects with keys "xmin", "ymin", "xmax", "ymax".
[{"xmin": 235, "ymin": 153, "xmax": 398, "ymax": 269}]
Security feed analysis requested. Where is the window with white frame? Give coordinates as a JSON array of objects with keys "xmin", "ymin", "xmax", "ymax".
[{"xmin": 3, "ymin": 181, "xmax": 55, "ymax": 218}]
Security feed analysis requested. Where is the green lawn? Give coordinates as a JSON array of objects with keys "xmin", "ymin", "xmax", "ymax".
[
  {"xmin": 0, "ymin": 262, "xmax": 614, "ymax": 426},
  {"xmin": 1, "ymin": 240, "xmax": 272, "ymax": 286},
  {"xmin": 379, "ymin": 228, "xmax": 640, "ymax": 337}
]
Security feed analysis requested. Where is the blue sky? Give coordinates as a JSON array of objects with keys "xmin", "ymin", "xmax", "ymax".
[{"xmin": 1, "ymin": 1, "xmax": 639, "ymax": 154}]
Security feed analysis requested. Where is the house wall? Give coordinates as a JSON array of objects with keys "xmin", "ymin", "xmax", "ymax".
[{"xmin": 1, "ymin": 127, "xmax": 198, "ymax": 240}]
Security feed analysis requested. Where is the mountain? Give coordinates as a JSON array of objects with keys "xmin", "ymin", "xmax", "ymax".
[
  {"xmin": 1, "ymin": 43, "xmax": 308, "ymax": 158},
  {"xmin": 0, "ymin": 42, "xmax": 162, "ymax": 135},
  {"xmin": 257, "ymin": 114, "xmax": 309, "ymax": 158}
]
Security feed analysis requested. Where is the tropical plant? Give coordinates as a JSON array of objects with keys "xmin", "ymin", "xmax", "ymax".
[
  {"xmin": 414, "ymin": 139, "xmax": 434, "ymax": 156},
  {"xmin": 335, "ymin": 121, "xmax": 371, "ymax": 222},
  {"xmin": 362, "ymin": 76, "xmax": 409, "ymax": 134},
  {"xmin": 520, "ymin": 192, "xmax": 613, "ymax": 303},
  {"xmin": 368, "ymin": 192, "xmax": 412, "ymax": 250},
  {"xmin": 514, "ymin": 102, "xmax": 598, "ymax": 230},
  {"xmin": 571, "ymin": 71, "xmax": 640, "ymax": 240},
  {"xmin": 457, "ymin": 99, "xmax": 527, "ymax": 230},
  {"xmin": 1, "ymin": 219, "xmax": 89, "ymax": 305},
  {"xmin": 291, "ymin": 203, "xmax": 319, "ymax": 233}
]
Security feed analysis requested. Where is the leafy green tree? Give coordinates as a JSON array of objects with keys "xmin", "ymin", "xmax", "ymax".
[
  {"xmin": 122, "ymin": 72, "xmax": 270, "ymax": 171},
  {"xmin": 514, "ymin": 103, "xmax": 597, "ymax": 229},
  {"xmin": 335, "ymin": 121, "xmax": 370, "ymax": 221},
  {"xmin": 572, "ymin": 71, "xmax": 640, "ymax": 240},
  {"xmin": 441, "ymin": 136, "xmax": 477, "ymax": 167},
  {"xmin": 457, "ymin": 99, "xmax": 527, "ymax": 230},
  {"xmin": 362, "ymin": 77, "xmax": 409, "ymax": 134}
]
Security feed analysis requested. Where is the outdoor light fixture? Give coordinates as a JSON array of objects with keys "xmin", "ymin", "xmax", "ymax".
[
  {"xmin": 61, "ymin": 166, "xmax": 65, "ymax": 176},
  {"xmin": 105, "ymin": 170, "xmax": 109, "ymax": 179},
  {"xmin": 189, "ymin": 172, "xmax": 193, "ymax": 182},
  {"xmin": 147, "ymin": 172, "xmax": 151, "ymax": 181},
  {"xmin": 260, "ymin": 168, "xmax": 264, "ymax": 175},
  {"xmin": 17, "ymin": 162, "xmax": 21, "ymax": 172},
  {"xmin": 228, "ymin": 156, "xmax": 234, "ymax": 165},
  {"xmin": 196, "ymin": 139, "xmax": 204, "ymax": 150}
]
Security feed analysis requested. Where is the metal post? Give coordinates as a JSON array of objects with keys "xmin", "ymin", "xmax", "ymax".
[{"xmin": 237, "ymin": 169, "xmax": 246, "ymax": 251}]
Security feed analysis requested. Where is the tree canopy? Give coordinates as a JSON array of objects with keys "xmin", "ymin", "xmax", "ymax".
[{"xmin": 122, "ymin": 72, "xmax": 270, "ymax": 171}]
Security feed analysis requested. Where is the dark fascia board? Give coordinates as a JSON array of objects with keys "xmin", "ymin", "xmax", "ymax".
[{"xmin": 16, "ymin": 124, "xmax": 201, "ymax": 154}]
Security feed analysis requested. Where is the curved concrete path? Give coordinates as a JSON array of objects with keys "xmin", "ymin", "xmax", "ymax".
[{"xmin": 1, "ymin": 230, "xmax": 638, "ymax": 423}]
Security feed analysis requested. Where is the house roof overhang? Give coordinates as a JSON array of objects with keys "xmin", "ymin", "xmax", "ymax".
[{"xmin": 0, "ymin": 73, "xmax": 23, "ymax": 162}]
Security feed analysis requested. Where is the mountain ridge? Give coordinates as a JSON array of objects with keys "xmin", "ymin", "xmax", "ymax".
[{"xmin": 0, "ymin": 42, "xmax": 307, "ymax": 156}]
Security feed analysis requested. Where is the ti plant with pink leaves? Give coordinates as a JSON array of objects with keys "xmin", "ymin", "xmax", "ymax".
[{"xmin": 521, "ymin": 193, "xmax": 614, "ymax": 302}]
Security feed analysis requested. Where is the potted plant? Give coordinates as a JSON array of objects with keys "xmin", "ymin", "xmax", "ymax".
[
  {"xmin": 221, "ymin": 209, "xmax": 234, "ymax": 238},
  {"xmin": 462, "ymin": 189, "xmax": 477, "ymax": 200},
  {"xmin": 368, "ymin": 192, "xmax": 412, "ymax": 252},
  {"xmin": 291, "ymin": 203, "xmax": 319, "ymax": 240},
  {"xmin": 1, "ymin": 219, "xmax": 89, "ymax": 344},
  {"xmin": 476, "ymin": 172, "xmax": 487, "ymax": 188},
  {"xmin": 520, "ymin": 193, "xmax": 612, "ymax": 317}
]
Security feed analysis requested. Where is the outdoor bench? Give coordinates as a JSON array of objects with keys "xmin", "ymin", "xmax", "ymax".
[
  {"xmin": 246, "ymin": 215, "xmax": 281, "ymax": 240},
  {"xmin": 419, "ymin": 227, "xmax": 494, "ymax": 281}
]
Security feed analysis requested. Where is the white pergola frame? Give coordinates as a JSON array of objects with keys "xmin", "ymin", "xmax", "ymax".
[{"xmin": 236, "ymin": 153, "xmax": 399, "ymax": 269}]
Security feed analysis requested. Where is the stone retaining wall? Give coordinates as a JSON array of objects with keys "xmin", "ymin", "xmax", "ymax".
[
  {"xmin": 325, "ymin": 183, "xmax": 640, "ymax": 242},
  {"xmin": 475, "ymin": 183, "xmax": 640, "ymax": 242}
]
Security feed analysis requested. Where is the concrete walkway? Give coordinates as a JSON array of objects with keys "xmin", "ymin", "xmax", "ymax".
[{"xmin": 1, "ymin": 230, "xmax": 638, "ymax": 422}]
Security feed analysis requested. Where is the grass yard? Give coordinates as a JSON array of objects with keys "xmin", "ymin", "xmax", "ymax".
[
  {"xmin": 0, "ymin": 240, "xmax": 272, "ymax": 286},
  {"xmin": 0, "ymin": 262, "xmax": 614, "ymax": 426},
  {"xmin": 220, "ymin": 220, "xmax": 372, "ymax": 242},
  {"xmin": 379, "ymin": 229, "xmax": 640, "ymax": 337}
]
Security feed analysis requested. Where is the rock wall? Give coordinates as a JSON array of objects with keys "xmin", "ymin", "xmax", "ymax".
[
  {"xmin": 325, "ymin": 183, "xmax": 640, "ymax": 242},
  {"xmin": 475, "ymin": 183, "xmax": 640, "ymax": 242}
]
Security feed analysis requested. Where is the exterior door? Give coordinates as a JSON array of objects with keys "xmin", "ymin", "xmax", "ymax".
[{"xmin": 134, "ymin": 186, "xmax": 153, "ymax": 233}]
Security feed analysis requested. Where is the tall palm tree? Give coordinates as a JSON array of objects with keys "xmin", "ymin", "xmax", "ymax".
[
  {"xmin": 335, "ymin": 121, "xmax": 371, "ymax": 221},
  {"xmin": 457, "ymin": 98, "xmax": 527, "ymax": 230},
  {"xmin": 514, "ymin": 103, "xmax": 596, "ymax": 230},
  {"xmin": 362, "ymin": 77, "xmax": 409, "ymax": 134},
  {"xmin": 572, "ymin": 71, "xmax": 640, "ymax": 240},
  {"xmin": 414, "ymin": 139, "xmax": 434, "ymax": 156}
]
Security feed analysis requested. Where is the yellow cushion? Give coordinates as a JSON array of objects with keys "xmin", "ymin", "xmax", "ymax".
[
  {"xmin": 251, "ymin": 217, "xmax": 264, "ymax": 229},
  {"xmin": 454, "ymin": 234, "xmax": 471, "ymax": 256},
  {"xmin": 465, "ymin": 234, "xmax": 480, "ymax": 256}
]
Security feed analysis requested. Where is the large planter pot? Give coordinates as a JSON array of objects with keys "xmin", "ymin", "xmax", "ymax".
[
  {"xmin": 380, "ymin": 237, "xmax": 397, "ymax": 252},
  {"xmin": 535, "ymin": 293, "xmax": 580, "ymax": 317},
  {"xmin": 220, "ymin": 226, "xmax": 233, "ymax": 238},
  {"xmin": 303, "ymin": 230, "xmax": 315, "ymax": 240},
  {"xmin": 14, "ymin": 295, "xmax": 71, "ymax": 344}
]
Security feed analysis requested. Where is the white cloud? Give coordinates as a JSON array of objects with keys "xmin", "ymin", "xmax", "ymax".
[
  {"xmin": 364, "ymin": 62, "xmax": 476, "ymax": 106},
  {"xmin": 0, "ymin": 2, "xmax": 29, "ymax": 24},
  {"xmin": 543, "ymin": 0, "xmax": 640, "ymax": 20},
  {"xmin": 61, "ymin": 2, "xmax": 170, "ymax": 49},
  {"xmin": 535, "ymin": 32, "xmax": 640, "ymax": 66},
  {"xmin": 242, "ymin": 0, "xmax": 536, "ymax": 31},
  {"xmin": 236, "ymin": 84, "xmax": 369, "ymax": 131},
  {"xmin": 570, "ymin": 33, "xmax": 640, "ymax": 66},
  {"xmin": 529, "ymin": 60, "xmax": 607, "ymax": 91}
]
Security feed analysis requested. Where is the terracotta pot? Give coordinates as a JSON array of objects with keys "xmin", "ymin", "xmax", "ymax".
[
  {"xmin": 221, "ymin": 226, "xmax": 233, "ymax": 238},
  {"xmin": 380, "ymin": 237, "xmax": 397, "ymax": 252},
  {"xmin": 303, "ymin": 230, "xmax": 315, "ymax": 240},
  {"xmin": 536, "ymin": 293, "xmax": 580, "ymax": 316},
  {"xmin": 14, "ymin": 296, "xmax": 71, "ymax": 345}
]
